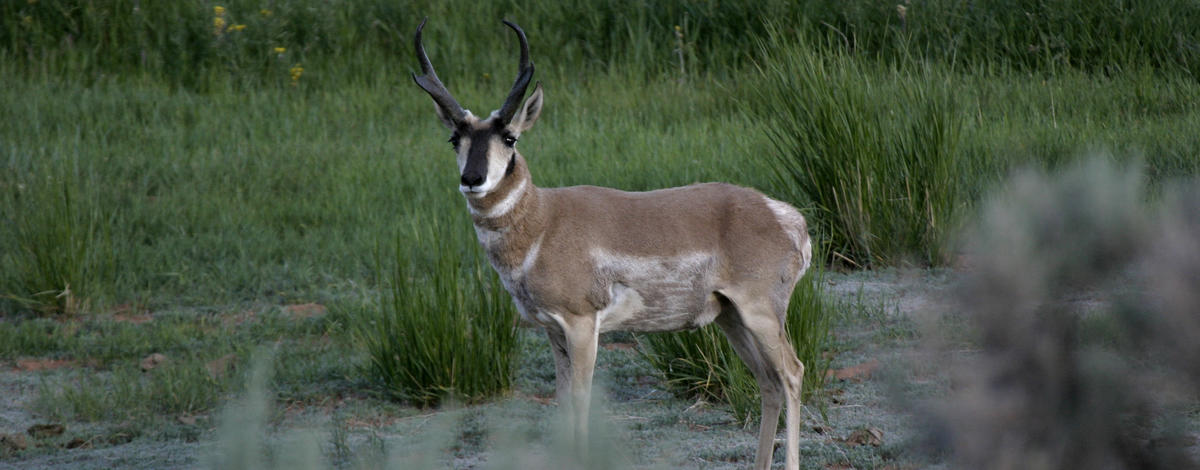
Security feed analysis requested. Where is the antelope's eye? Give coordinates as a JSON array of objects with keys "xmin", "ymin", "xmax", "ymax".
[{"xmin": 502, "ymin": 135, "xmax": 517, "ymax": 147}]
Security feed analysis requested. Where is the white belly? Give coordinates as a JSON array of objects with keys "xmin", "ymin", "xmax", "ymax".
[{"xmin": 592, "ymin": 249, "xmax": 721, "ymax": 333}]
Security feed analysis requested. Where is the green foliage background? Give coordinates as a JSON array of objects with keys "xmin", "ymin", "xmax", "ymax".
[{"xmin": 2, "ymin": 0, "xmax": 1198, "ymax": 411}]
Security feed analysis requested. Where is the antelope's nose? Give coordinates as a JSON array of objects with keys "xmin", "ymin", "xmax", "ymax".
[{"xmin": 461, "ymin": 172, "xmax": 485, "ymax": 188}]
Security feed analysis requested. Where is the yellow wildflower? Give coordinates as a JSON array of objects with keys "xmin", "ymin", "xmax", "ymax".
[
  {"xmin": 229, "ymin": 24, "xmax": 246, "ymax": 32},
  {"xmin": 289, "ymin": 64, "xmax": 304, "ymax": 84},
  {"xmin": 213, "ymin": 16, "xmax": 226, "ymax": 35},
  {"xmin": 214, "ymin": 6, "xmax": 225, "ymax": 16},
  {"xmin": 274, "ymin": 47, "xmax": 286, "ymax": 54},
  {"xmin": 260, "ymin": 9, "xmax": 272, "ymax": 17}
]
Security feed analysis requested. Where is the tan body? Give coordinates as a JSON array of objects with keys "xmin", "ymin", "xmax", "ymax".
[
  {"xmin": 469, "ymin": 148, "xmax": 811, "ymax": 470},
  {"xmin": 473, "ymin": 157, "xmax": 809, "ymax": 334},
  {"xmin": 414, "ymin": 20, "xmax": 812, "ymax": 469}
]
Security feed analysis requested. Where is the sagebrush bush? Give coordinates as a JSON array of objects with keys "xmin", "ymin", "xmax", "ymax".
[
  {"xmin": 355, "ymin": 216, "xmax": 519, "ymax": 407},
  {"xmin": 637, "ymin": 270, "xmax": 833, "ymax": 425},
  {"xmin": 932, "ymin": 158, "xmax": 1200, "ymax": 469},
  {"xmin": 752, "ymin": 30, "xmax": 964, "ymax": 267}
]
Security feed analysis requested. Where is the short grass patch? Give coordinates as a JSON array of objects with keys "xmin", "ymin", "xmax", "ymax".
[{"xmin": 3, "ymin": 304, "xmax": 361, "ymax": 449}]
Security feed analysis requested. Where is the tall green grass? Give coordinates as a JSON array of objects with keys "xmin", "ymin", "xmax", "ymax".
[
  {"xmin": 803, "ymin": 0, "xmax": 1200, "ymax": 76},
  {"xmin": 3, "ymin": 0, "xmax": 1197, "ymax": 91},
  {"xmin": 353, "ymin": 215, "xmax": 519, "ymax": 407},
  {"xmin": 637, "ymin": 271, "xmax": 834, "ymax": 425},
  {"xmin": 752, "ymin": 32, "xmax": 964, "ymax": 267}
]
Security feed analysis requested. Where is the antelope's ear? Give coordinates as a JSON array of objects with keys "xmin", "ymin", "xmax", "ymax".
[{"xmin": 509, "ymin": 82, "xmax": 543, "ymax": 133}]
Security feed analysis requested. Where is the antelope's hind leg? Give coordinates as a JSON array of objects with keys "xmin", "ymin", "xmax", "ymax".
[
  {"xmin": 715, "ymin": 293, "xmax": 806, "ymax": 470},
  {"xmin": 716, "ymin": 310, "xmax": 784, "ymax": 470}
]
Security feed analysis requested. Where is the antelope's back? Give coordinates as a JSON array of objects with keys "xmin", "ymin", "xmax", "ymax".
[{"xmin": 542, "ymin": 182, "xmax": 807, "ymax": 281}]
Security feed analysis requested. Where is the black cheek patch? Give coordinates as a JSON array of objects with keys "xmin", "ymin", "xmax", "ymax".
[{"xmin": 505, "ymin": 153, "xmax": 516, "ymax": 176}]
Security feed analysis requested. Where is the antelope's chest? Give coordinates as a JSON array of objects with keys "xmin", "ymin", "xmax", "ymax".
[{"xmin": 475, "ymin": 227, "xmax": 543, "ymax": 323}]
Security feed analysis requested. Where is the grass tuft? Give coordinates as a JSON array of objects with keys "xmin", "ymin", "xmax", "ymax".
[
  {"xmin": 752, "ymin": 29, "xmax": 965, "ymax": 268},
  {"xmin": 354, "ymin": 216, "xmax": 520, "ymax": 407},
  {"xmin": 1, "ymin": 162, "xmax": 117, "ymax": 314}
]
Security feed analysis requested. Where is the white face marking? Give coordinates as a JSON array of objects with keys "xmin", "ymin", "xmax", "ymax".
[
  {"xmin": 452, "ymin": 111, "xmax": 479, "ymax": 173},
  {"xmin": 457, "ymin": 128, "xmax": 517, "ymax": 199}
]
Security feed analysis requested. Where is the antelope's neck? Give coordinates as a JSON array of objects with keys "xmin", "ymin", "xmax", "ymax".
[{"xmin": 466, "ymin": 155, "xmax": 546, "ymax": 268}]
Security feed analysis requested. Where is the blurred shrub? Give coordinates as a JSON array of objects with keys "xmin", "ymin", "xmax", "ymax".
[{"xmin": 930, "ymin": 158, "xmax": 1200, "ymax": 469}]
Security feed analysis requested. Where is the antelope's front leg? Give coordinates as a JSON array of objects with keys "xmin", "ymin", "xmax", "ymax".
[
  {"xmin": 545, "ymin": 315, "xmax": 598, "ymax": 460},
  {"xmin": 545, "ymin": 328, "xmax": 572, "ymax": 410}
]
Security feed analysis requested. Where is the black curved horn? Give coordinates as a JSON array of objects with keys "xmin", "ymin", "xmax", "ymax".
[
  {"xmin": 412, "ymin": 18, "xmax": 467, "ymax": 123},
  {"xmin": 496, "ymin": 20, "xmax": 535, "ymax": 124}
]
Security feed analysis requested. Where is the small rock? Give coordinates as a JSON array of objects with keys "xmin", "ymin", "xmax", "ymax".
[
  {"xmin": 27, "ymin": 423, "xmax": 65, "ymax": 439},
  {"xmin": 178, "ymin": 415, "xmax": 197, "ymax": 426},
  {"xmin": 0, "ymin": 433, "xmax": 27, "ymax": 451},
  {"xmin": 842, "ymin": 427, "xmax": 884, "ymax": 447},
  {"xmin": 140, "ymin": 353, "xmax": 167, "ymax": 371}
]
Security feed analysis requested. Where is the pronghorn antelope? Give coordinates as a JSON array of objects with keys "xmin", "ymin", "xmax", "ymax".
[{"xmin": 412, "ymin": 19, "xmax": 813, "ymax": 470}]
